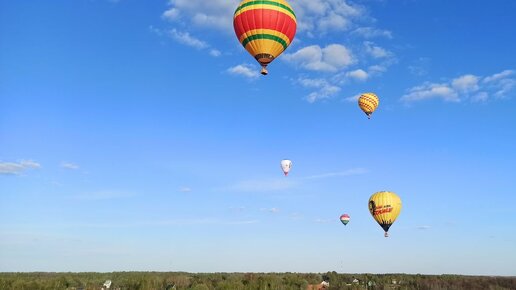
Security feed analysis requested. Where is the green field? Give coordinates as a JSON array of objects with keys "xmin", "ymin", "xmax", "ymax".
[{"xmin": 0, "ymin": 272, "xmax": 515, "ymax": 290}]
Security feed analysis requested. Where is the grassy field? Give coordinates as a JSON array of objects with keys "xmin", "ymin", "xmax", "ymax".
[{"xmin": 0, "ymin": 271, "xmax": 515, "ymax": 289}]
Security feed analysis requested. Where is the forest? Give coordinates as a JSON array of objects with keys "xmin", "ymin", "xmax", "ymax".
[{"xmin": 0, "ymin": 271, "xmax": 515, "ymax": 290}]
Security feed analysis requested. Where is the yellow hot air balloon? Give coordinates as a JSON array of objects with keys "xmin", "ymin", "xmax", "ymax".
[
  {"xmin": 233, "ymin": 0, "xmax": 297, "ymax": 75},
  {"xmin": 368, "ymin": 191, "xmax": 402, "ymax": 237},
  {"xmin": 358, "ymin": 93, "xmax": 379, "ymax": 119}
]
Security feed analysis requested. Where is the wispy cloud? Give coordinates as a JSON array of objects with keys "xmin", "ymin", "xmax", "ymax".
[
  {"xmin": 168, "ymin": 28, "xmax": 207, "ymax": 49},
  {"xmin": 286, "ymin": 42, "xmax": 394, "ymax": 103},
  {"xmin": 352, "ymin": 27, "xmax": 393, "ymax": 39},
  {"xmin": 60, "ymin": 162, "xmax": 79, "ymax": 170},
  {"xmin": 315, "ymin": 218, "xmax": 333, "ymax": 224},
  {"xmin": 224, "ymin": 178, "xmax": 298, "ymax": 193},
  {"xmin": 297, "ymin": 77, "xmax": 341, "ymax": 103},
  {"xmin": 260, "ymin": 207, "xmax": 280, "ymax": 214},
  {"xmin": 344, "ymin": 94, "xmax": 361, "ymax": 102},
  {"xmin": 401, "ymin": 70, "xmax": 515, "ymax": 103},
  {"xmin": 417, "ymin": 225, "xmax": 431, "ymax": 230},
  {"xmin": 223, "ymin": 168, "xmax": 366, "ymax": 193},
  {"xmin": 209, "ymin": 49, "xmax": 221, "ymax": 57},
  {"xmin": 346, "ymin": 69, "xmax": 368, "ymax": 81},
  {"xmin": 150, "ymin": 26, "xmax": 220, "ymax": 57},
  {"xmin": 179, "ymin": 186, "xmax": 192, "ymax": 192},
  {"xmin": 305, "ymin": 168, "xmax": 368, "ymax": 179},
  {"xmin": 452, "ymin": 74, "xmax": 480, "ymax": 92},
  {"xmin": 364, "ymin": 41, "xmax": 392, "ymax": 59},
  {"xmin": 284, "ymin": 44, "xmax": 355, "ymax": 72},
  {"xmin": 292, "ymin": 0, "xmax": 364, "ymax": 34},
  {"xmin": 408, "ymin": 57, "xmax": 431, "ymax": 76},
  {"xmin": 0, "ymin": 160, "xmax": 41, "ymax": 175},
  {"xmin": 56, "ymin": 218, "xmax": 259, "ymax": 229},
  {"xmin": 162, "ymin": 0, "xmax": 238, "ymax": 31},
  {"xmin": 402, "ymin": 82, "xmax": 459, "ymax": 103},
  {"xmin": 72, "ymin": 190, "xmax": 135, "ymax": 201},
  {"xmin": 161, "ymin": 0, "xmax": 371, "ymax": 38},
  {"xmin": 227, "ymin": 64, "xmax": 260, "ymax": 79}
]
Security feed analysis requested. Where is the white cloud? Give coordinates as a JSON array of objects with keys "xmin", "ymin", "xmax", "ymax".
[
  {"xmin": 493, "ymin": 78, "xmax": 516, "ymax": 98},
  {"xmin": 318, "ymin": 12, "xmax": 349, "ymax": 32},
  {"xmin": 292, "ymin": 0, "xmax": 364, "ymax": 34},
  {"xmin": 402, "ymin": 70, "xmax": 516, "ymax": 103},
  {"xmin": 61, "ymin": 162, "xmax": 79, "ymax": 170},
  {"xmin": 471, "ymin": 92, "xmax": 489, "ymax": 102},
  {"xmin": 417, "ymin": 226, "xmax": 431, "ymax": 230},
  {"xmin": 401, "ymin": 83, "xmax": 459, "ymax": 103},
  {"xmin": 19, "ymin": 160, "xmax": 41, "ymax": 169},
  {"xmin": 162, "ymin": 7, "xmax": 180, "ymax": 20},
  {"xmin": 364, "ymin": 41, "xmax": 391, "ymax": 59},
  {"xmin": 227, "ymin": 64, "xmax": 260, "ymax": 79},
  {"xmin": 346, "ymin": 69, "xmax": 368, "ymax": 81},
  {"xmin": 452, "ymin": 74, "xmax": 479, "ymax": 92},
  {"xmin": 0, "ymin": 160, "xmax": 41, "ymax": 175},
  {"xmin": 352, "ymin": 27, "xmax": 393, "ymax": 39},
  {"xmin": 151, "ymin": 26, "xmax": 219, "ymax": 57},
  {"xmin": 483, "ymin": 70, "xmax": 516, "ymax": 98},
  {"xmin": 209, "ymin": 49, "xmax": 221, "ymax": 57},
  {"xmin": 284, "ymin": 44, "xmax": 355, "ymax": 72},
  {"xmin": 168, "ymin": 29, "xmax": 207, "ymax": 49},
  {"xmin": 260, "ymin": 207, "xmax": 280, "ymax": 214},
  {"xmin": 162, "ymin": 0, "xmax": 238, "ymax": 31},
  {"xmin": 368, "ymin": 65, "xmax": 387, "ymax": 76},
  {"xmin": 344, "ymin": 94, "xmax": 361, "ymax": 102},
  {"xmin": 298, "ymin": 77, "xmax": 341, "ymax": 103},
  {"xmin": 483, "ymin": 70, "xmax": 514, "ymax": 83}
]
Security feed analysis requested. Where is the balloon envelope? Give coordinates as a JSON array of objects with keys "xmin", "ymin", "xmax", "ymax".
[
  {"xmin": 340, "ymin": 214, "xmax": 350, "ymax": 225},
  {"xmin": 280, "ymin": 159, "xmax": 292, "ymax": 176},
  {"xmin": 358, "ymin": 93, "xmax": 379, "ymax": 119},
  {"xmin": 233, "ymin": 0, "xmax": 297, "ymax": 75},
  {"xmin": 368, "ymin": 191, "xmax": 402, "ymax": 236}
]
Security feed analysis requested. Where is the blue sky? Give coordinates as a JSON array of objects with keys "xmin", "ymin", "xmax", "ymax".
[{"xmin": 1, "ymin": 0, "xmax": 515, "ymax": 275}]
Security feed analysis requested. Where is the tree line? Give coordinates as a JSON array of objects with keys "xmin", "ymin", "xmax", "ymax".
[{"xmin": 0, "ymin": 271, "xmax": 514, "ymax": 289}]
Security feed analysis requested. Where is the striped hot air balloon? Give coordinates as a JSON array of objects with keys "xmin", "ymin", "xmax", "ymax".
[
  {"xmin": 358, "ymin": 93, "xmax": 380, "ymax": 119},
  {"xmin": 233, "ymin": 0, "xmax": 297, "ymax": 75},
  {"xmin": 340, "ymin": 214, "xmax": 350, "ymax": 226}
]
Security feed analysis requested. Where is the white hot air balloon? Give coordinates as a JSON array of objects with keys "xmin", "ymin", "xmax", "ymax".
[{"xmin": 280, "ymin": 159, "xmax": 292, "ymax": 176}]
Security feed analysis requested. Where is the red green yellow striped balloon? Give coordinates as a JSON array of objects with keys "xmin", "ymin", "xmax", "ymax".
[
  {"xmin": 358, "ymin": 92, "xmax": 380, "ymax": 119},
  {"xmin": 340, "ymin": 214, "xmax": 350, "ymax": 226},
  {"xmin": 233, "ymin": 0, "xmax": 297, "ymax": 75}
]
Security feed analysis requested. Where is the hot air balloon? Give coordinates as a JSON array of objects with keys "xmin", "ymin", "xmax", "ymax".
[
  {"xmin": 358, "ymin": 93, "xmax": 379, "ymax": 119},
  {"xmin": 233, "ymin": 0, "xmax": 297, "ymax": 75},
  {"xmin": 280, "ymin": 159, "xmax": 292, "ymax": 176},
  {"xmin": 368, "ymin": 191, "xmax": 402, "ymax": 237},
  {"xmin": 340, "ymin": 214, "xmax": 350, "ymax": 226}
]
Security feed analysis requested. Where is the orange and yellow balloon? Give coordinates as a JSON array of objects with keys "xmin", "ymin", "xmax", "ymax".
[
  {"xmin": 358, "ymin": 93, "xmax": 379, "ymax": 119},
  {"xmin": 233, "ymin": 0, "xmax": 297, "ymax": 75},
  {"xmin": 368, "ymin": 191, "xmax": 402, "ymax": 237}
]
